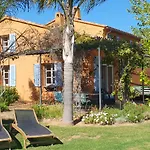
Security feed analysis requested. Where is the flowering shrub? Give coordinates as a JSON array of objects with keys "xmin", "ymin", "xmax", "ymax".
[
  {"xmin": 143, "ymin": 111, "xmax": 150, "ymax": 120},
  {"xmin": 82, "ymin": 111, "xmax": 116, "ymax": 125},
  {"xmin": 102, "ymin": 107, "xmax": 121, "ymax": 118},
  {"xmin": 82, "ymin": 102, "xmax": 150, "ymax": 125},
  {"xmin": 122, "ymin": 102, "xmax": 145, "ymax": 123}
]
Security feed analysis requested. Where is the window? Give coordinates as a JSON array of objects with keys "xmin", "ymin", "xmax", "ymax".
[
  {"xmin": 107, "ymin": 33, "xmax": 116, "ymax": 40},
  {"xmin": 1, "ymin": 33, "xmax": 16, "ymax": 52},
  {"xmin": 45, "ymin": 64, "xmax": 56, "ymax": 86},
  {"xmin": 1, "ymin": 35, "xmax": 9, "ymax": 52},
  {"xmin": 116, "ymin": 36, "xmax": 120, "ymax": 41},
  {"xmin": 107, "ymin": 33, "xmax": 112, "ymax": 40},
  {"xmin": 101, "ymin": 64, "xmax": 107, "ymax": 91},
  {"xmin": 101, "ymin": 64, "xmax": 113, "ymax": 93},
  {"xmin": 93, "ymin": 56, "xmax": 113, "ymax": 93},
  {"xmin": 130, "ymin": 40, "xmax": 132, "ymax": 44},
  {"xmin": 2, "ymin": 66, "xmax": 9, "ymax": 86}
]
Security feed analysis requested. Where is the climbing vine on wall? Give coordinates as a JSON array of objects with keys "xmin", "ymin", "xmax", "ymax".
[{"xmin": 75, "ymin": 33, "xmax": 147, "ymax": 101}]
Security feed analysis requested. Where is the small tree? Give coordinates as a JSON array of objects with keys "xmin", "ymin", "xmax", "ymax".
[
  {"xmin": 129, "ymin": 0, "xmax": 150, "ymax": 52},
  {"xmin": 32, "ymin": 0, "xmax": 107, "ymax": 124}
]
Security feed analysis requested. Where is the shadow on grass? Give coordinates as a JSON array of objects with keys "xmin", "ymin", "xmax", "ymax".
[
  {"xmin": 27, "ymin": 136, "xmax": 63, "ymax": 148},
  {"xmin": 2, "ymin": 119, "xmax": 22, "ymax": 149},
  {"xmin": 73, "ymin": 116, "xmax": 83, "ymax": 125},
  {"xmin": 10, "ymin": 133, "xmax": 23, "ymax": 149}
]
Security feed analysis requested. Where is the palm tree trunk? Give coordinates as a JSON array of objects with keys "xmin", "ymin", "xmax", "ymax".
[
  {"xmin": 62, "ymin": 23, "xmax": 74, "ymax": 124},
  {"xmin": 63, "ymin": 62, "xmax": 73, "ymax": 123}
]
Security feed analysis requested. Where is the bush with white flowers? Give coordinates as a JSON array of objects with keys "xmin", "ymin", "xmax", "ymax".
[
  {"xmin": 122, "ymin": 102, "xmax": 145, "ymax": 123},
  {"xmin": 82, "ymin": 111, "xmax": 116, "ymax": 125}
]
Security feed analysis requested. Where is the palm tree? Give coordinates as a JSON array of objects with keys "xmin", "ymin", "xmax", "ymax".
[
  {"xmin": 0, "ymin": 0, "xmax": 31, "ymax": 19},
  {"xmin": 33, "ymin": 0, "xmax": 107, "ymax": 124}
]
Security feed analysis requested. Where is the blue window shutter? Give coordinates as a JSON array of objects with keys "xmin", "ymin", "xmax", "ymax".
[
  {"xmin": 34, "ymin": 64, "xmax": 41, "ymax": 87},
  {"xmin": 9, "ymin": 33, "xmax": 16, "ymax": 52},
  {"xmin": 9, "ymin": 65, "xmax": 16, "ymax": 86},
  {"xmin": 55, "ymin": 63, "xmax": 63, "ymax": 87},
  {"xmin": 94, "ymin": 56, "xmax": 99, "ymax": 92}
]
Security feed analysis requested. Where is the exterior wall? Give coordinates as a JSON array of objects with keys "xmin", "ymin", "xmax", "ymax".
[
  {"xmin": 0, "ymin": 18, "xmax": 48, "ymax": 52},
  {"xmin": 2, "ymin": 55, "xmax": 62, "ymax": 102},
  {"xmin": 74, "ymin": 20, "xmax": 105, "ymax": 37},
  {"xmin": 0, "ymin": 18, "xmax": 53, "ymax": 102},
  {"xmin": 0, "ymin": 18, "xmax": 46, "ymax": 35},
  {"xmin": 0, "ymin": 12, "xmax": 142, "ymax": 102},
  {"xmin": 3, "ymin": 55, "xmax": 39, "ymax": 101}
]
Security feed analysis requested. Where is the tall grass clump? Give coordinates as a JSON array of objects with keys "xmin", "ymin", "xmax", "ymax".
[{"xmin": 33, "ymin": 104, "xmax": 63, "ymax": 119}]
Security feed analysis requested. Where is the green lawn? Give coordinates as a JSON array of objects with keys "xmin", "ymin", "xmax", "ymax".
[{"xmin": 11, "ymin": 122, "xmax": 150, "ymax": 150}]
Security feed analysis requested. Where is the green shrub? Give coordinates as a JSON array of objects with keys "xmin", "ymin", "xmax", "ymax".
[
  {"xmin": 0, "ymin": 102, "xmax": 9, "ymax": 112},
  {"xmin": 143, "ymin": 111, "xmax": 150, "ymax": 120},
  {"xmin": 45, "ymin": 104, "xmax": 63, "ymax": 119},
  {"xmin": 122, "ymin": 102, "xmax": 145, "ymax": 123},
  {"xmin": 33, "ymin": 104, "xmax": 63, "ymax": 119},
  {"xmin": 145, "ymin": 98, "xmax": 150, "ymax": 106},
  {"xmin": 0, "ymin": 87, "xmax": 19, "ymax": 105},
  {"xmin": 102, "ymin": 107, "xmax": 121, "ymax": 118}
]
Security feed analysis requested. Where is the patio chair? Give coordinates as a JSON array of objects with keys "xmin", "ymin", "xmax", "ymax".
[
  {"xmin": 0, "ymin": 119, "xmax": 12, "ymax": 149},
  {"xmin": 11, "ymin": 109, "xmax": 56, "ymax": 149}
]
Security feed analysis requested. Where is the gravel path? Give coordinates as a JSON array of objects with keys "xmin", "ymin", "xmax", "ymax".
[{"xmin": 0, "ymin": 101, "xmax": 33, "ymax": 120}]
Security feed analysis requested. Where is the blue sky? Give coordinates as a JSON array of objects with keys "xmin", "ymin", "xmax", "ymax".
[{"xmin": 15, "ymin": 0, "xmax": 138, "ymax": 34}]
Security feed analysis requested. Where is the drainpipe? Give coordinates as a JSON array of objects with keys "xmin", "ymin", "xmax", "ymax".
[
  {"xmin": 98, "ymin": 47, "xmax": 102, "ymax": 110},
  {"xmin": 142, "ymin": 56, "xmax": 144, "ymax": 103}
]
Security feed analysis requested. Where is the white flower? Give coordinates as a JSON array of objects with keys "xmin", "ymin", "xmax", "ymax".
[{"xmin": 96, "ymin": 119, "xmax": 99, "ymax": 123}]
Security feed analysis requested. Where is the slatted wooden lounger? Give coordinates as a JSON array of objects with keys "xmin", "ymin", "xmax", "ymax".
[
  {"xmin": 0, "ymin": 119, "xmax": 12, "ymax": 149},
  {"xmin": 11, "ymin": 108, "xmax": 56, "ymax": 149}
]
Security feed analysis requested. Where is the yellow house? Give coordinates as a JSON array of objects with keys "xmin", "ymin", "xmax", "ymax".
[{"xmin": 0, "ymin": 9, "xmax": 140, "ymax": 102}]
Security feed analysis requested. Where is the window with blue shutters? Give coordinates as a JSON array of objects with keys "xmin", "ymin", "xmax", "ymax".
[
  {"xmin": 9, "ymin": 33, "xmax": 16, "ymax": 52},
  {"xmin": 9, "ymin": 65, "xmax": 16, "ymax": 87},
  {"xmin": 45, "ymin": 63, "xmax": 62, "ymax": 87},
  {"xmin": 45, "ymin": 64, "xmax": 56, "ymax": 86},
  {"xmin": 1, "ymin": 33, "xmax": 16, "ymax": 52},
  {"xmin": 34, "ymin": 64, "xmax": 41, "ymax": 87}
]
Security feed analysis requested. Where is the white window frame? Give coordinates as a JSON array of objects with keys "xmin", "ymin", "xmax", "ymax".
[
  {"xmin": 45, "ymin": 64, "xmax": 56, "ymax": 86},
  {"xmin": 2, "ymin": 66, "xmax": 10, "ymax": 86},
  {"xmin": 1, "ymin": 35, "xmax": 9, "ymax": 52}
]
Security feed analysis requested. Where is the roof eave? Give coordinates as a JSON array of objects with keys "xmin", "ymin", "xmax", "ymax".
[{"xmin": 105, "ymin": 26, "xmax": 141, "ymax": 40}]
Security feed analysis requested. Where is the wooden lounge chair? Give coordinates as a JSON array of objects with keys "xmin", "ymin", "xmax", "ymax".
[
  {"xmin": 11, "ymin": 109, "xmax": 55, "ymax": 149},
  {"xmin": 0, "ymin": 119, "xmax": 12, "ymax": 149}
]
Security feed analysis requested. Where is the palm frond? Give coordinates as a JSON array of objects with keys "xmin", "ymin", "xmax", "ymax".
[
  {"xmin": 33, "ymin": 0, "xmax": 64, "ymax": 12},
  {"xmin": 82, "ymin": 0, "xmax": 107, "ymax": 12},
  {"xmin": 0, "ymin": 0, "xmax": 32, "ymax": 18}
]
